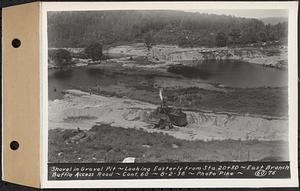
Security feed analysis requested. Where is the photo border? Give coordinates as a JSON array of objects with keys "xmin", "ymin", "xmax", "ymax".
[{"xmin": 40, "ymin": 1, "xmax": 299, "ymax": 188}]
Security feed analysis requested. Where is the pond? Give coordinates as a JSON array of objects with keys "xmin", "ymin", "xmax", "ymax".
[
  {"xmin": 167, "ymin": 60, "xmax": 288, "ymax": 88},
  {"xmin": 48, "ymin": 60, "xmax": 288, "ymax": 100}
]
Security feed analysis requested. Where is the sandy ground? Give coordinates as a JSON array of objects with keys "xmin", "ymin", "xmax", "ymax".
[
  {"xmin": 49, "ymin": 89, "xmax": 288, "ymax": 141},
  {"xmin": 107, "ymin": 43, "xmax": 287, "ymax": 69}
]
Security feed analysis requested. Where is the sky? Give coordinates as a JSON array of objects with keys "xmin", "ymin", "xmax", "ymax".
[{"xmin": 188, "ymin": 9, "xmax": 288, "ymax": 19}]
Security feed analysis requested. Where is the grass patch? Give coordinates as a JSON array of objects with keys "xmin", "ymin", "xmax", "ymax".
[{"xmin": 49, "ymin": 124, "xmax": 288, "ymax": 163}]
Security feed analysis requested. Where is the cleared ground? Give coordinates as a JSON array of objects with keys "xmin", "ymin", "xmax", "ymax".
[{"xmin": 48, "ymin": 90, "xmax": 288, "ymax": 141}]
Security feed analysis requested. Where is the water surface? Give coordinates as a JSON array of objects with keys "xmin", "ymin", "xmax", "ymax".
[
  {"xmin": 168, "ymin": 60, "xmax": 288, "ymax": 88},
  {"xmin": 49, "ymin": 60, "xmax": 288, "ymax": 100}
]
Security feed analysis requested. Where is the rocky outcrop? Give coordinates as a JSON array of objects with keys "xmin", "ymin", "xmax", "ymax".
[
  {"xmin": 107, "ymin": 43, "xmax": 287, "ymax": 69},
  {"xmin": 150, "ymin": 45, "xmax": 287, "ymax": 69}
]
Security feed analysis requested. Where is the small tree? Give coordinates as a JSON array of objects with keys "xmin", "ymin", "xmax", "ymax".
[
  {"xmin": 215, "ymin": 32, "xmax": 228, "ymax": 47},
  {"xmin": 49, "ymin": 49, "xmax": 72, "ymax": 67},
  {"xmin": 144, "ymin": 33, "xmax": 153, "ymax": 50},
  {"xmin": 229, "ymin": 29, "xmax": 241, "ymax": 45},
  {"xmin": 84, "ymin": 43, "xmax": 103, "ymax": 61},
  {"xmin": 258, "ymin": 32, "xmax": 267, "ymax": 42}
]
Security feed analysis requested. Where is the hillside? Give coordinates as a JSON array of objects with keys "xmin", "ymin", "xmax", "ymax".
[
  {"xmin": 48, "ymin": 10, "xmax": 288, "ymax": 48},
  {"xmin": 260, "ymin": 17, "xmax": 288, "ymax": 25}
]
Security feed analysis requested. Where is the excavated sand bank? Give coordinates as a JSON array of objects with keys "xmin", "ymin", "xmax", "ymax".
[
  {"xmin": 107, "ymin": 43, "xmax": 287, "ymax": 69},
  {"xmin": 48, "ymin": 90, "xmax": 288, "ymax": 141}
]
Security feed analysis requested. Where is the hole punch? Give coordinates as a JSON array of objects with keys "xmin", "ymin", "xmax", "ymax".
[
  {"xmin": 10, "ymin": 141, "xmax": 19, "ymax": 150},
  {"xmin": 11, "ymin": 38, "xmax": 21, "ymax": 48}
]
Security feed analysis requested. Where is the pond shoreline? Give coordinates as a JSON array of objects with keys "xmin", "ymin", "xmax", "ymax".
[
  {"xmin": 49, "ymin": 42, "xmax": 288, "ymax": 70},
  {"xmin": 49, "ymin": 61, "xmax": 288, "ymax": 117}
]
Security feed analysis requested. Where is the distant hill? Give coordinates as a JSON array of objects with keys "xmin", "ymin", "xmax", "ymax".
[
  {"xmin": 260, "ymin": 17, "xmax": 288, "ymax": 25},
  {"xmin": 48, "ymin": 11, "xmax": 288, "ymax": 48}
]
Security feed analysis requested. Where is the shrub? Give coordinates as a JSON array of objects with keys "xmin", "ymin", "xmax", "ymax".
[
  {"xmin": 144, "ymin": 33, "xmax": 153, "ymax": 50},
  {"xmin": 215, "ymin": 32, "xmax": 228, "ymax": 47},
  {"xmin": 84, "ymin": 43, "xmax": 103, "ymax": 61},
  {"xmin": 49, "ymin": 49, "xmax": 72, "ymax": 66}
]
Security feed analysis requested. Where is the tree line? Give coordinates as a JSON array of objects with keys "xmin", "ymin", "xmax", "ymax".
[{"xmin": 48, "ymin": 10, "xmax": 287, "ymax": 48}]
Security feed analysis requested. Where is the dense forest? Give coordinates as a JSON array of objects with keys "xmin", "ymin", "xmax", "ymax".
[{"xmin": 48, "ymin": 10, "xmax": 288, "ymax": 48}]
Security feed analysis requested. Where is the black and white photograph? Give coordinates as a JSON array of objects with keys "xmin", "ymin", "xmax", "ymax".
[{"xmin": 43, "ymin": 2, "xmax": 298, "ymax": 186}]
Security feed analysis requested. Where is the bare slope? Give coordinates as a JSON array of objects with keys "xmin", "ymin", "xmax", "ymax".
[{"xmin": 49, "ymin": 90, "xmax": 288, "ymax": 141}]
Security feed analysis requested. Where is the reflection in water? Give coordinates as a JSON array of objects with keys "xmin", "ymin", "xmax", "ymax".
[
  {"xmin": 48, "ymin": 60, "xmax": 288, "ymax": 100},
  {"xmin": 167, "ymin": 65, "xmax": 212, "ymax": 79},
  {"xmin": 52, "ymin": 69, "xmax": 74, "ymax": 80},
  {"xmin": 86, "ymin": 68, "xmax": 104, "ymax": 76},
  {"xmin": 167, "ymin": 60, "xmax": 288, "ymax": 88}
]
